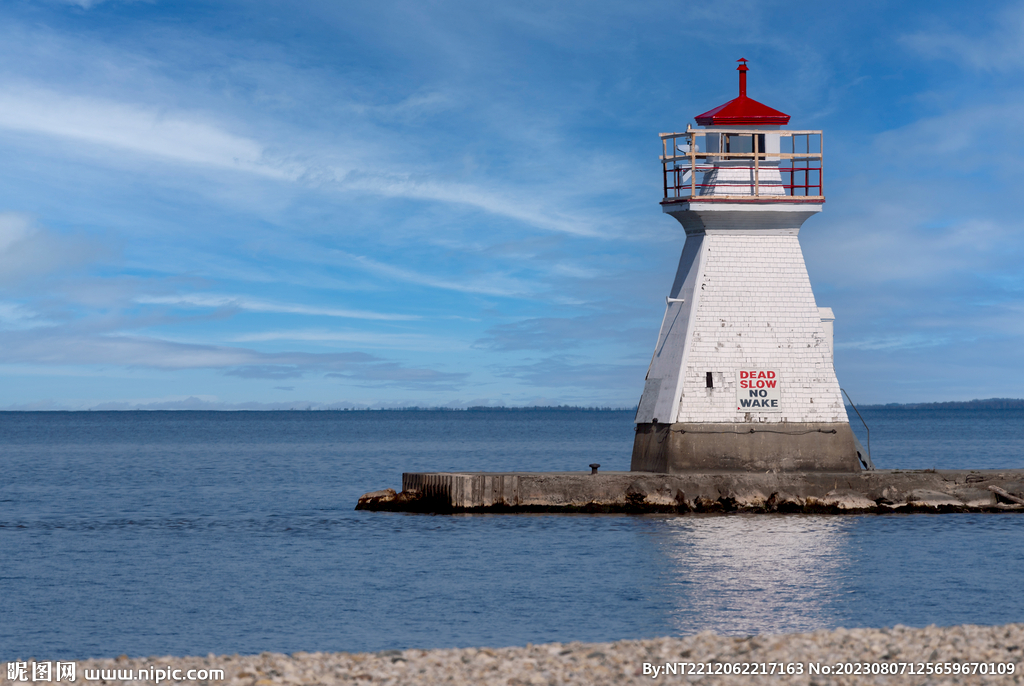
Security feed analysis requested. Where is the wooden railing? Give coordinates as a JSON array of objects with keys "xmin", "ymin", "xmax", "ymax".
[{"xmin": 661, "ymin": 124, "xmax": 823, "ymax": 202}]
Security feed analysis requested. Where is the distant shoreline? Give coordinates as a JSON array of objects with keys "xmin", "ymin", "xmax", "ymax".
[
  {"xmin": 857, "ymin": 398, "xmax": 1024, "ymax": 410},
  {"xmin": 2, "ymin": 397, "xmax": 1024, "ymax": 413},
  {"xmin": 0, "ymin": 405, "xmax": 637, "ymax": 413}
]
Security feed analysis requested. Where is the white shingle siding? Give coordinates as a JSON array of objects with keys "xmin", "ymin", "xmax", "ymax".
[
  {"xmin": 700, "ymin": 161, "xmax": 786, "ymax": 196},
  {"xmin": 637, "ymin": 230, "xmax": 847, "ymax": 425}
]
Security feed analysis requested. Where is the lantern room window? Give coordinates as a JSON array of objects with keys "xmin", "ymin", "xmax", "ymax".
[{"xmin": 725, "ymin": 133, "xmax": 764, "ymax": 155}]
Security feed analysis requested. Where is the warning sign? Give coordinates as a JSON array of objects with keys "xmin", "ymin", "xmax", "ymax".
[{"xmin": 736, "ymin": 370, "xmax": 781, "ymax": 412}]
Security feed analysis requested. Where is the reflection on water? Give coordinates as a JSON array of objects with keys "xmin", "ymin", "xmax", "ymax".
[{"xmin": 654, "ymin": 515, "xmax": 849, "ymax": 636}]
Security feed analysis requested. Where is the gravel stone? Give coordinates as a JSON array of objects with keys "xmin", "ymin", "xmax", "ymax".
[{"xmin": 5, "ymin": 624, "xmax": 1023, "ymax": 685}]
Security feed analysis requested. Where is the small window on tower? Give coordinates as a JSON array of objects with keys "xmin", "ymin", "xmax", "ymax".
[{"xmin": 706, "ymin": 372, "xmax": 714, "ymax": 388}]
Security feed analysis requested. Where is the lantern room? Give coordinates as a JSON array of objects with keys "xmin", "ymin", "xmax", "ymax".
[{"xmin": 661, "ymin": 59, "xmax": 823, "ymax": 202}]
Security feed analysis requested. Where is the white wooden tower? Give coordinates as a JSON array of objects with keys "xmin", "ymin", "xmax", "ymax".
[{"xmin": 632, "ymin": 59, "xmax": 862, "ymax": 473}]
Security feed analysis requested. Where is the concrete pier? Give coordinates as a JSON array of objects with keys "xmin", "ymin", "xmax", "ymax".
[{"xmin": 356, "ymin": 469, "xmax": 1024, "ymax": 514}]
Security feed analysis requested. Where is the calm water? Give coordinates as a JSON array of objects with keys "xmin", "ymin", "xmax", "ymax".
[{"xmin": 1, "ymin": 409, "xmax": 1023, "ymax": 660}]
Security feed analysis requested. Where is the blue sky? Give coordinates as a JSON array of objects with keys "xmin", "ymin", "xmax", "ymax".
[{"xmin": 0, "ymin": 0, "xmax": 1021, "ymax": 409}]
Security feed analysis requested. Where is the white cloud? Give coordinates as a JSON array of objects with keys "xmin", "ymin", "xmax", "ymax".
[
  {"xmin": 0, "ymin": 212, "xmax": 104, "ymax": 285},
  {"xmin": 0, "ymin": 213, "xmax": 33, "ymax": 251},
  {"xmin": 0, "ymin": 84, "xmax": 614, "ymax": 238},
  {"xmin": 810, "ymin": 206, "xmax": 1015, "ymax": 287},
  {"xmin": 232, "ymin": 329, "xmax": 469, "ymax": 351},
  {"xmin": 0, "ymin": 330, "xmax": 468, "ymax": 388},
  {"xmin": 835, "ymin": 334, "xmax": 949, "ymax": 352},
  {"xmin": 338, "ymin": 251, "xmax": 536, "ymax": 298},
  {"xmin": 0, "ymin": 301, "xmax": 49, "ymax": 330},
  {"xmin": 805, "ymin": 97, "xmax": 1024, "ymax": 289},
  {"xmin": 872, "ymin": 102, "xmax": 1024, "ymax": 169},
  {"xmin": 901, "ymin": 4, "xmax": 1024, "ymax": 71},
  {"xmin": 0, "ymin": 85, "xmax": 291, "ymax": 178},
  {"xmin": 550, "ymin": 261, "xmax": 602, "ymax": 279},
  {"xmin": 52, "ymin": 0, "xmax": 148, "ymax": 7},
  {"xmin": 134, "ymin": 293, "xmax": 420, "ymax": 321},
  {"xmin": 343, "ymin": 173, "xmax": 602, "ymax": 238}
]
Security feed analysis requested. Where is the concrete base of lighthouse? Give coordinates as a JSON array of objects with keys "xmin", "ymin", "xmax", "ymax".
[{"xmin": 631, "ymin": 421, "xmax": 861, "ymax": 473}]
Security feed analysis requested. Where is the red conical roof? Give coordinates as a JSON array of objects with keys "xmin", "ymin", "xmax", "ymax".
[{"xmin": 694, "ymin": 59, "xmax": 790, "ymax": 126}]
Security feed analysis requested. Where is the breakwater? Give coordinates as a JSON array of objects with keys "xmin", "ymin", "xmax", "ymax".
[{"xmin": 357, "ymin": 469, "xmax": 1024, "ymax": 513}]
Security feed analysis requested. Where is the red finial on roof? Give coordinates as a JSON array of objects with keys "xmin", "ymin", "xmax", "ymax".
[
  {"xmin": 737, "ymin": 58, "xmax": 748, "ymax": 98},
  {"xmin": 694, "ymin": 59, "xmax": 790, "ymax": 126}
]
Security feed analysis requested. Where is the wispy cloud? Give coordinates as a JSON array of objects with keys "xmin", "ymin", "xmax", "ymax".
[
  {"xmin": 0, "ymin": 86, "xmax": 291, "ymax": 177},
  {"xmin": 53, "ymin": 0, "xmax": 147, "ymax": 8},
  {"xmin": 0, "ymin": 301, "xmax": 49, "ymax": 330},
  {"xmin": 0, "ymin": 86, "xmax": 614, "ymax": 239},
  {"xmin": 474, "ymin": 314, "xmax": 648, "ymax": 352},
  {"xmin": 224, "ymin": 365, "xmax": 305, "ymax": 380},
  {"xmin": 494, "ymin": 354, "xmax": 643, "ymax": 391},
  {"xmin": 0, "ymin": 330, "xmax": 468, "ymax": 390},
  {"xmin": 325, "ymin": 364, "xmax": 466, "ymax": 390},
  {"xmin": 134, "ymin": 294, "xmax": 419, "ymax": 321},
  {"xmin": 335, "ymin": 251, "xmax": 535, "ymax": 298},
  {"xmin": 900, "ymin": 3, "xmax": 1024, "ymax": 71},
  {"xmin": 342, "ymin": 173, "xmax": 602, "ymax": 238},
  {"xmin": 0, "ymin": 213, "xmax": 106, "ymax": 286},
  {"xmin": 2, "ymin": 0, "xmax": 1023, "ymax": 408},
  {"xmin": 835, "ymin": 335, "xmax": 950, "ymax": 352},
  {"xmin": 233, "ymin": 329, "xmax": 468, "ymax": 351}
]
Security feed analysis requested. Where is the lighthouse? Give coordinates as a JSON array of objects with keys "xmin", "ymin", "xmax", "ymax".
[{"xmin": 632, "ymin": 59, "xmax": 863, "ymax": 473}]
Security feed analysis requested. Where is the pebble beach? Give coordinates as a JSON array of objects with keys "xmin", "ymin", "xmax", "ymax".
[{"xmin": 7, "ymin": 624, "xmax": 1023, "ymax": 686}]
